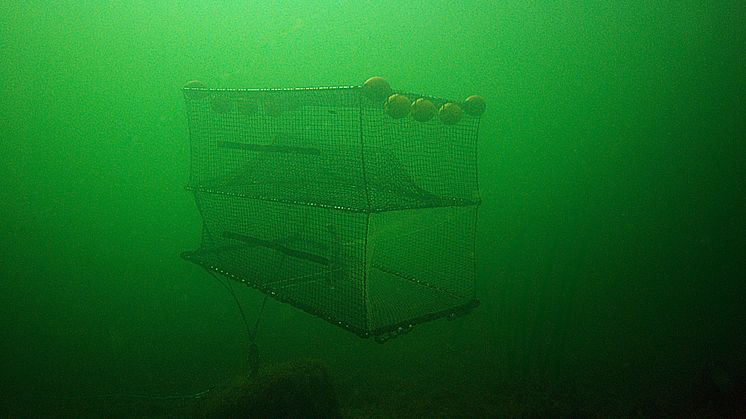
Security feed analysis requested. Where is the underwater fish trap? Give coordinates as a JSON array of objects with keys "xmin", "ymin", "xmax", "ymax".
[{"xmin": 181, "ymin": 77, "xmax": 485, "ymax": 342}]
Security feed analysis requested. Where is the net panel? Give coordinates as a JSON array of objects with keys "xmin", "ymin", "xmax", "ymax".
[
  {"xmin": 361, "ymin": 91, "xmax": 481, "ymax": 211},
  {"xmin": 182, "ymin": 191, "xmax": 370, "ymax": 335},
  {"xmin": 365, "ymin": 206, "xmax": 478, "ymax": 333},
  {"xmin": 184, "ymin": 88, "xmax": 368, "ymax": 211}
]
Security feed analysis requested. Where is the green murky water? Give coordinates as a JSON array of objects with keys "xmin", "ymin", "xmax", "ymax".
[{"xmin": 2, "ymin": 2, "xmax": 744, "ymax": 417}]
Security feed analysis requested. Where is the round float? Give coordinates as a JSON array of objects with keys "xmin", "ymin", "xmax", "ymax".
[
  {"xmin": 363, "ymin": 76, "xmax": 392, "ymax": 103},
  {"xmin": 411, "ymin": 98, "xmax": 436, "ymax": 122},
  {"xmin": 463, "ymin": 95, "xmax": 486, "ymax": 117},
  {"xmin": 439, "ymin": 102, "xmax": 462, "ymax": 125},
  {"xmin": 384, "ymin": 94, "xmax": 411, "ymax": 119},
  {"xmin": 184, "ymin": 80, "xmax": 208, "ymax": 100}
]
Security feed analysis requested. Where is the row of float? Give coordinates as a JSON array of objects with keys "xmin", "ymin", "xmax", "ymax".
[
  {"xmin": 184, "ymin": 76, "xmax": 486, "ymax": 125},
  {"xmin": 362, "ymin": 76, "xmax": 485, "ymax": 125}
]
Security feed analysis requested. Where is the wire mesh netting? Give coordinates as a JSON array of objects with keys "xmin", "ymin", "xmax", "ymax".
[{"xmin": 181, "ymin": 84, "xmax": 482, "ymax": 341}]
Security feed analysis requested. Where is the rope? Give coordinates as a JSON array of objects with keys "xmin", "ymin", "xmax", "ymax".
[
  {"xmin": 207, "ymin": 270, "xmax": 268, "ymax": 378},
  {"xmin": 208, "ymin": 270, "xmax": 252, "ymax": 339}
]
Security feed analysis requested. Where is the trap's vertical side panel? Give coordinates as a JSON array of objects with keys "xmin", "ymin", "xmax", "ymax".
[
  {"xmin": 365, "ymin": 205, "xmax": 479, "ymax": 335},
  {"xmin": 360, "ymin": 92, "xmax": 482, "ymax": 211},
  {"xmin": 182, "ymin": 86, "xmax": 373, "ymax": 335},
  {"xmin": 183, "ymin": 87, "xmax": 368, "ymax": 211},
  {"xmin": 183, "ymin": 192, "xmax": 371, "ymax": 336}
]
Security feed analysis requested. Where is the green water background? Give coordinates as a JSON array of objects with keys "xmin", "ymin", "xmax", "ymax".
[{"xmin": 2, "ymin": 1, "xmax": 745, "ymax": 414}]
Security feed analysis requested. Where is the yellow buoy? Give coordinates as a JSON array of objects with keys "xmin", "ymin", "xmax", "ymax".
[
  {"xmin": 210, "ymin": 93, "xmax": 233, "ymax": 114},
  {"xmin": 184, "ymin": 80, "xmax": 208, "ymax": 100},
  {"xmin": 410, "ymin": 98, "xmax": 436, "ymax": 122},
  {"xmin": 463, "ymin": 95, "xmax": 486, "ymax": 117},
  {"xmin": 363, "ymin": 76, "xmax": 392, "ymax": 103},
  {"xmin": 384, "ymin": 94, "xmax": 411, "ymax": 119},
  {"xmin": 439, "ymin": 102, "xmax": 462, "ymax": 125}
]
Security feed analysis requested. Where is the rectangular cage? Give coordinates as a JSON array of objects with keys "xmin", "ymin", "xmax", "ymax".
[{"xmin": 181, "ymin": 83, "xmax": 482, "ymax": 341}]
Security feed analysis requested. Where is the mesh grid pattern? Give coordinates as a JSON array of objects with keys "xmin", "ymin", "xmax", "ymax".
[{"xmin": 182, "ymin": 85, "xmax": 481, "ymax": 339}]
